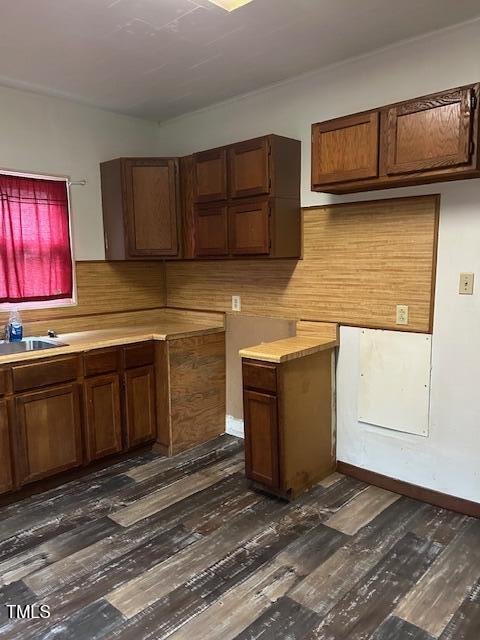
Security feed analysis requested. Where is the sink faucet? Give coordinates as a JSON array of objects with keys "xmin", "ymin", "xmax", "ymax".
[{"xmin": 47, "ymin": 329, "xmax": 58, "ymax": 338}]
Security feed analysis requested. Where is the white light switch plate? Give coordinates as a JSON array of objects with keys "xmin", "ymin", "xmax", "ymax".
[
  {"xmin": 231, "ymin": 295, "xmax": 241, "ymax": 312},
  {"xmin": 459, "ymin": 272, "xmax": 474, "ymax": 295}
]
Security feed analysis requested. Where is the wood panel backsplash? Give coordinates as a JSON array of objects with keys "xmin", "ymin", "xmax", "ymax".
[
  {"xmin": 0, "ymin": 261, "xmax": 166, "ymax": 327},
  {"xmin": 167, "ymin": 195, "xmax": 439, "ymax": 333}
]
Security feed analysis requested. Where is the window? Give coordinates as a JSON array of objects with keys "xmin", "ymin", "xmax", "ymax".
[{"xmin": 0, "ymin": 171, "xmax": 75, "ymax": 309}]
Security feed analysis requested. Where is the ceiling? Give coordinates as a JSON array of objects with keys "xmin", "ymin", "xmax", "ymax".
[{"xmin": 1, "ymin": 0, "xmax": 480, "ymax": 122}]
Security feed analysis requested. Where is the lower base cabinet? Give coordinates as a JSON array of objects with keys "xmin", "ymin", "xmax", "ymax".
[
  {"xmin": 0, "ymin": 332, "xmax": 226, "ymax": 497},
  {"xmin": 0, "ymin": 400, "xmax": 14, "ymax": 494},
  {"xmin": 242, "ymin": 349, "xmax": 335, "ymax": 500},
  {"xmin": 243, "ymin": 389, "xmax": 279, "ymax": 489},
  {"xmin": 154, "ymin": 332, "xmax": 226, "ymax": 456},
  {"xmin": 15, "ymin": 383, "xmax": 83, "ymax": 486},
  {"xmin": 84, "ymin": 373, "xmax": 122, "ymax": 462},
  {"xmin": 0, "ymin": 341, "xmax": 159, "ymax": 496},
  {"xmin": 124, "ymin": 365, "xmax": 157, "ymax": 447}
]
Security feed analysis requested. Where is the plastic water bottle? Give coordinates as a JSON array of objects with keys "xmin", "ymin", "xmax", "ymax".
[{"xmin": 7, "ymin": 308, "xmax": 23, "ymax": 342}]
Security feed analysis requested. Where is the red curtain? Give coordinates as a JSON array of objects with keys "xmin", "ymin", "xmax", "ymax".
[{"xmin": 0, "ymin": 174, "xmax": 73, "ymax": 303}]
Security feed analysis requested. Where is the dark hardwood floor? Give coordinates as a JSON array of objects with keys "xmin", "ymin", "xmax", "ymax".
[{"xmin": 0, "ymin": 435, "xmax": 479, "ymax": 640}]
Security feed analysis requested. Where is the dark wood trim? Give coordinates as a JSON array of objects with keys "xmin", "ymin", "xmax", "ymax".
[
  {"xmin": 429, "ymin": 194, "xmax": 441, "ymax": 334},
  {"xmin": 301, "ymin": 193, "xmax": 440, "ymax": 212},
  {"xmin": 337, "ymin": 461, "xmax": 480, "ymax": 519}
]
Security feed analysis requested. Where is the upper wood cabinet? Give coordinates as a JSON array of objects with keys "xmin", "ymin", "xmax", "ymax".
[
  {"xmin": 101, "ymin": 157, "xmax": 180, "ymax": 260},
  {"xmin": 312, "ymin": 83, "xmax": 480, "ymax": 193},
  {"xmin": 312, "ymin": 112, "xmax": 379, "ymax": 185},
  {"xmin": 190, "ymin": 134, "xmax": 301, "ymax": 259},
  {"xmin": 194, "ymin": 204, "xmax": 229, "ymax": 257},
  {"xmin": 101, "ymin": 134, "xmax": 300, "ymax": 261},
  {"xmin": 193, "ymin": 148, "xmax": 227, "ymax": 203},
  {"xmin": 385, "ymin": 87, "xmax": 473, "ymax": 175},
  {"xmin": 193, "ymin": 134, "xmax": 300, "ymax": 204},
  {"xmin": 229, "ymin": 199, "xmax": 270, "ymax": 256},
  {"xmin": 228, "ymin": 137, "xmax": 270, "ymax": 198}
]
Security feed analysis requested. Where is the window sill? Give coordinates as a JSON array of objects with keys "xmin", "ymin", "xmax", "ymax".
[{"xmin": 0, "ymin": 298, "xmax": 77, "ymax": 312}]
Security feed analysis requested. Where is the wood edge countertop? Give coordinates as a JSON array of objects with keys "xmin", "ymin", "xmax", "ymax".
[
  {"xmin": 239, "ymin": 335, "xmax": 338, "ymax": 364},
  {"xmin": 0, "ymin": 321, "xmax": 225, "ymax": 365}
]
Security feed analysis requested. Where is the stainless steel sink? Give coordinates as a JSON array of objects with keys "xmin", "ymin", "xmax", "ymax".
[{"xmin": 0, "ymin": 338, "xmax": 67, "ymax": 356}]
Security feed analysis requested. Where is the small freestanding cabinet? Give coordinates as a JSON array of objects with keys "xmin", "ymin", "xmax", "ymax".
[{"xmin": 240, "ymin": 332, "xmax": 337, "ymax": 500}]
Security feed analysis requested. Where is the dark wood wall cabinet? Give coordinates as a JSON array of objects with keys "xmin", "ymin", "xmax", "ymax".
[
  {"xmin": 191, "ymin": 135, "xmax": 301, "ymax": 259},
  {"xmin": 242, "ymin": 350, "xmax": 335, "ymax": 500},
  {"xmin": 101, "ymin": 134, "xmax": 301, "ymax": 260},
  {"xmin": 312, "ymin": 83, "xmax": 480, "ymax": 193},
  {"xmin": 101, "ymin": 157, "xmax": 181, "ymax": 260}
]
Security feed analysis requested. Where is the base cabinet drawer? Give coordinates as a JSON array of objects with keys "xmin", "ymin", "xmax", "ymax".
[
  {"xmin": 12, "ymin": 357, "xmax": 79, "ymax": 393},
  {"xmin": 123, "ymin": 342, "xmax": 155, "ymax": 370},
  {"xmin": 84, "ymin": 374, "xmax": 123, "ymax": 462},
  {"xmin": 0, "ymin": 400, "xmax": 14, "ymax": 494},
  {"xmin": 124, "ymin": 365, "xmax": 157, "ymax": 448},
  {"xmin": 0, "ymin": 369, "xmax": 9, "ymax": 397},
  {"xmin": 84, "ymin": 348, "xmax": 120, "ymax": 378},
  {"xmin": 243, "ymin": 389, "xmax": 280, "ymax": 489},
  {"xmin": 14, "ymin": 383, "xmax": 83, "ymax": 486},
  {"xmin": 242, "ymin": 361, "xmax": 277, "ymax": 393}
]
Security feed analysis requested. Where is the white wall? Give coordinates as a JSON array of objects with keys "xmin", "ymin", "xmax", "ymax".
[
  {"xmin": 157, "ymin": 19, "xmax": 480, "ymax": 502},
  {"xmin": 0, "ymin": 86, "xmax": 159, "ymax": 260}
]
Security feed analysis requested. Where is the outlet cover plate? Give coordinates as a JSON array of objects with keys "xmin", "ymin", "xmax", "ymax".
[{"xmin": 396, "ymin": 304, "xmax": 409, "ymax": 325}]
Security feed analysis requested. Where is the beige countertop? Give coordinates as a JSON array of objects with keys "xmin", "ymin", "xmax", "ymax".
[
  {"xmin": 239, "ymin": 335, "xmax": 338, "ymax": 364},
  {"xmin": 0, "ymin": 319, "xmax": 225, "ymax": 365}
]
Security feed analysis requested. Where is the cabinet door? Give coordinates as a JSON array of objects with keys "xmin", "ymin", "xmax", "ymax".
[
  {"xmin": 229, "ymin": 199, "xmax": 270, "ymax": 255},
  {"xmin": 84, "ymin": 374, "xmax": 122, "ymax": 462},
  {"xmin": 243, "ymin": 389, "xmax": 279, "ymax": 489},
  {"xmin": 312, "ymin": 112, "xmax": 379, "ymax": 186},
  {"xmin": 0, "ymin": 400, "xmax": 13, "ymax": 494},
  {"xmin": 194, "ymin": 204, "xmax": 229, "ymax": 257},
  {"xmin": 124, "ymin": 159, "xmax": 179, "ymax": 257},
  {"xmin": 385, "ymin": 86, "xmax": 475, "ymax": 175},
  {"xmin": 229, "ymin": 137, "xmax": 270, "ymax": 198},
  {"xmin": 124, "ymin": 366, "xmax": 156, "ymax": 448},
  {"xmin": 193, "ymin": 148, "xmax": 227, "ymax": 203},
  {"xmin": 15, "ymin": 384, "xmax": 83, "ymax": 486}
]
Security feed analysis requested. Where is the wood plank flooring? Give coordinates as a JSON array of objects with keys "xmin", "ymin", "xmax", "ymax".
[{"xmin": 0, "ymin": 435, "xmax": 478, "ymax": 640}]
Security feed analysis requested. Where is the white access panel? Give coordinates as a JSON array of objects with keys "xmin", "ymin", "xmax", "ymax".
[{"xmin": 358, "ymin": 329, "xmax": 432, "ymax": 437}]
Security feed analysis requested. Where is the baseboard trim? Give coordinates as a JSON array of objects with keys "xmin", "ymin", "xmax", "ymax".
[
  {"xmin": 337, "ymin": 461, "xmax": 480, "ymax": 519},
  {"xmin": 226, "ymin": 415, "xmax": 244, "ymax": 439}
]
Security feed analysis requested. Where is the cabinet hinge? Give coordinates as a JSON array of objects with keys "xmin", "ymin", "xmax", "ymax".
[
  {"xmin": 104, "ymin": 233, "xmax": 109, "ymax": 252},
  {"xmin": 469, "ymin": 139, "xmax": 475, "ymax": 157},
  {"xmin": 268, "ymin": 177, "xmax": 272, "ymax": 189},
  {"xmin": 471, "ymin": 89, "xmax": 477, "ymax": 112}
]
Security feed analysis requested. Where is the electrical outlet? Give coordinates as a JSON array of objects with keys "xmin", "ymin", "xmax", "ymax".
[
  {"xmin": 231, "ymin": 295, "xmax": 241, "ymax": 312},
  {"xmin": 459, "ymin": 272, "xmax": 474, "ymax": 295},
  {"xmin": 396, "ymin": 304, "xmax": 409, "ymax": 325}
]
